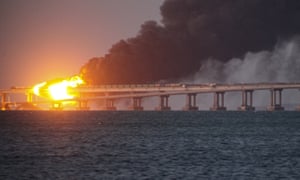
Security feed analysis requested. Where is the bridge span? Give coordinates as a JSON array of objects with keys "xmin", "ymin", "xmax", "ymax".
[{"xmin": 1, "ymin": 82, "xmax": 300, "ymax": 111}]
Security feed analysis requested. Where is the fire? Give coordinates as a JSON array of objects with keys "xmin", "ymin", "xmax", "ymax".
[{"xmin": 32, "ymin": 75, "xmax": 84, "ymax": 101}]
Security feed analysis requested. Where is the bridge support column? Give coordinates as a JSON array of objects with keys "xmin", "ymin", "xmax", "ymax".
[
  {"xmin": 51, "ymin": 101, "xmax": 63, "ymax": 110},
  {"xmin": 78, "ymin": 100, "xmax": 90, "ymax": 110},
  {"xmin": 267, "ymin": 89, "xmax": 284, "ymax": 111},
  {"xmin": 156, "ymin": 95, "xmax": 171, "ymax": 111},
  {"xmin": 26, "ymin": 93, "xmax": 33, "ymax": 103},
  {"xmin": 1, "ymin": 93, "xmax": 9, "ymax": 110},
  {"xmin": 104, "ymin": 99, "xmax": 116, "ymax": 111},
  {"xmin": 297, "ymin": 90, "xmax": 300, "ymax": 111},
  {"xmin": 210, "ymin": 92, "xmax": 226, "ymax": 111},
  {"xmin": 238, "ymin": 90, "xmax": 255, "ymax": 111},
  {"xmin": 183, "ymin": 93, "xmax": 198, "ymax": 111},
  {"xmin": 103, "ymin": 99, "xmax": 117, "ymax": 111},
  {"xmin": 129, "ymin": 97, "xmax": 143, "ymax": 111}
]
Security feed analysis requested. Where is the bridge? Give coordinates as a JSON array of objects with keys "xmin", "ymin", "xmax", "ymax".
[{"xmin": 1, "ymin": 82, "xmax": 300, "ymax": 111}]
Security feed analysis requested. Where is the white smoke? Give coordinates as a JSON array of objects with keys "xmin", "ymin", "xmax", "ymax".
[
  {"xmin": 183, "ymin": 37, "xmax": 300, "ymax": 110},
  {"xmin": 190, "ymin": 37, "xmax": 300, "ymax": 83}
]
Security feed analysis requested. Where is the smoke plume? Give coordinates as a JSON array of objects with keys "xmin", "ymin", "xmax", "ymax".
[
  {"xmin": 80, "ymin": 0, "xmax": 300, "ymax": 84},
  {"xmin": 92, "ymin": 38, "xmax": 300, "ymax": 110},
  {"xmin": 186, "ymin": 37, "xmax": 300, "ymax": 84},
  {"xmin": 181, "ymin": 38, "xmax": 300, "ymax": 110}
]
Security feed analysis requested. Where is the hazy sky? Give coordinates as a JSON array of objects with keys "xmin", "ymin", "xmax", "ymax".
[{"xmin": 0, "ymin": 0, "xmax": 164, "ymax": 88}]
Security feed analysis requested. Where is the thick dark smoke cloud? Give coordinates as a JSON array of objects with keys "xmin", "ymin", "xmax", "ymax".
[{"xmin": 80, "ymin": 0, "xmax": 300, "ymax": 84}]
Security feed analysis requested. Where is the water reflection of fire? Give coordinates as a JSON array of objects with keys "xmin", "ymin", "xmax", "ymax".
[{"xmin": 32, "ymin": 75, "xmax": 84, "ymax": 101}]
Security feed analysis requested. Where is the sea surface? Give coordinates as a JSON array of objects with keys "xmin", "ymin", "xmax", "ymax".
[{"xmin": 0, "ymin": 111, "xmax": 300, "ymax": 179}]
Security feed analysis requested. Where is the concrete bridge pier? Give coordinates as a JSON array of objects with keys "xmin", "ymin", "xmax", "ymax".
[
  {"xmin": 183, "ymin": 93, "xmax": 198, "ymax": 111},
  {"xmin": 156, "ymin": 95, "xmax": 171, "ymax": 111},
  {"xmin": 26, "ymin": 93, "xmax": 33, "ymax": 103},
  {"xmin": 129, "ymin": 97, "xmax": 143, "ymax": 111},
  {"xmin": 51, "ymin": 101, "xmax": 63, "ymax": 110},
  {"xmin": 297, "ymin": 90, "xmax": 300, "ymax": 111},
  {"xmin": 267, "ymin": 89, "xmax": 284, "ymax": 111},
  {"xmin": 78, "ymin": 100, "xmax": 90, "ymax": 110},
  {"xmin": 239, "ymin": 90, "xmax": 255, "ymax": 111},
  {"xmin": 104, "ymin": 99, "xmax": 117, "ymax": 110},
  {"xmin": 1, "ymin": 93, "xmax": 9, "ymax": 110},
  {"xmin": 210, "ymin": 92, "xmax": 226, "ymax": 111}
]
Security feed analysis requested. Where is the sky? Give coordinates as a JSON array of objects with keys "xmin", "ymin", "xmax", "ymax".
[{"xmin": 0, "ymin": 0, "xmax": 164, "ymax": 88}]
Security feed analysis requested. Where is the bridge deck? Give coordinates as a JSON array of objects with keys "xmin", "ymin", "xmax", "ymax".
[
  {"xmin": 76, "ymin": 83, "xmax": 300, "ymax": 94},
  {"xmin": 1, "ymin": 83, "xmax": 300, "ymax": 95}
]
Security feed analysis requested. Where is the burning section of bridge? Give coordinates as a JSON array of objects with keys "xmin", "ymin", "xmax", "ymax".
[{"xmin": 32, "ymin": 75, "xmax": 84, "ymax": 109}]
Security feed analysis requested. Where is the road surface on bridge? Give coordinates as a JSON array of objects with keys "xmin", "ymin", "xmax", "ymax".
[{"xmin": 74, "ymin": 83, "xmax": 300, "ymax": 100}]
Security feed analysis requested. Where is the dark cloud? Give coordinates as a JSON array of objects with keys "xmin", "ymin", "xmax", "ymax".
[{"xmin": 80, "ymin": 0, "xmax": 300, "ymax": 84}]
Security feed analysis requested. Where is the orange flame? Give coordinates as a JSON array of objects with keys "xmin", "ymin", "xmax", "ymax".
[{"xmin": 32, "ymin": 75, "xmax": 84, "ymax": 100}]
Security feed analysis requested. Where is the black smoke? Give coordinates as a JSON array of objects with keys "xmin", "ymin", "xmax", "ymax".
[{"xmin": 80, "ymin": 0, "xmax": 300, "ymax": 84}]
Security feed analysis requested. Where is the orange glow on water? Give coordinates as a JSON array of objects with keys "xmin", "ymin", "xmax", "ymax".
[{"xmin": 32, "ymin": 75, "xmax": 84, "ymax": 101}]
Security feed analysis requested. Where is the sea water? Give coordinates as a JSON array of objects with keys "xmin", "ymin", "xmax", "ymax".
[{"xmin": 0, "ymin": 111, "xmax": 300, "ymax": 179}]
